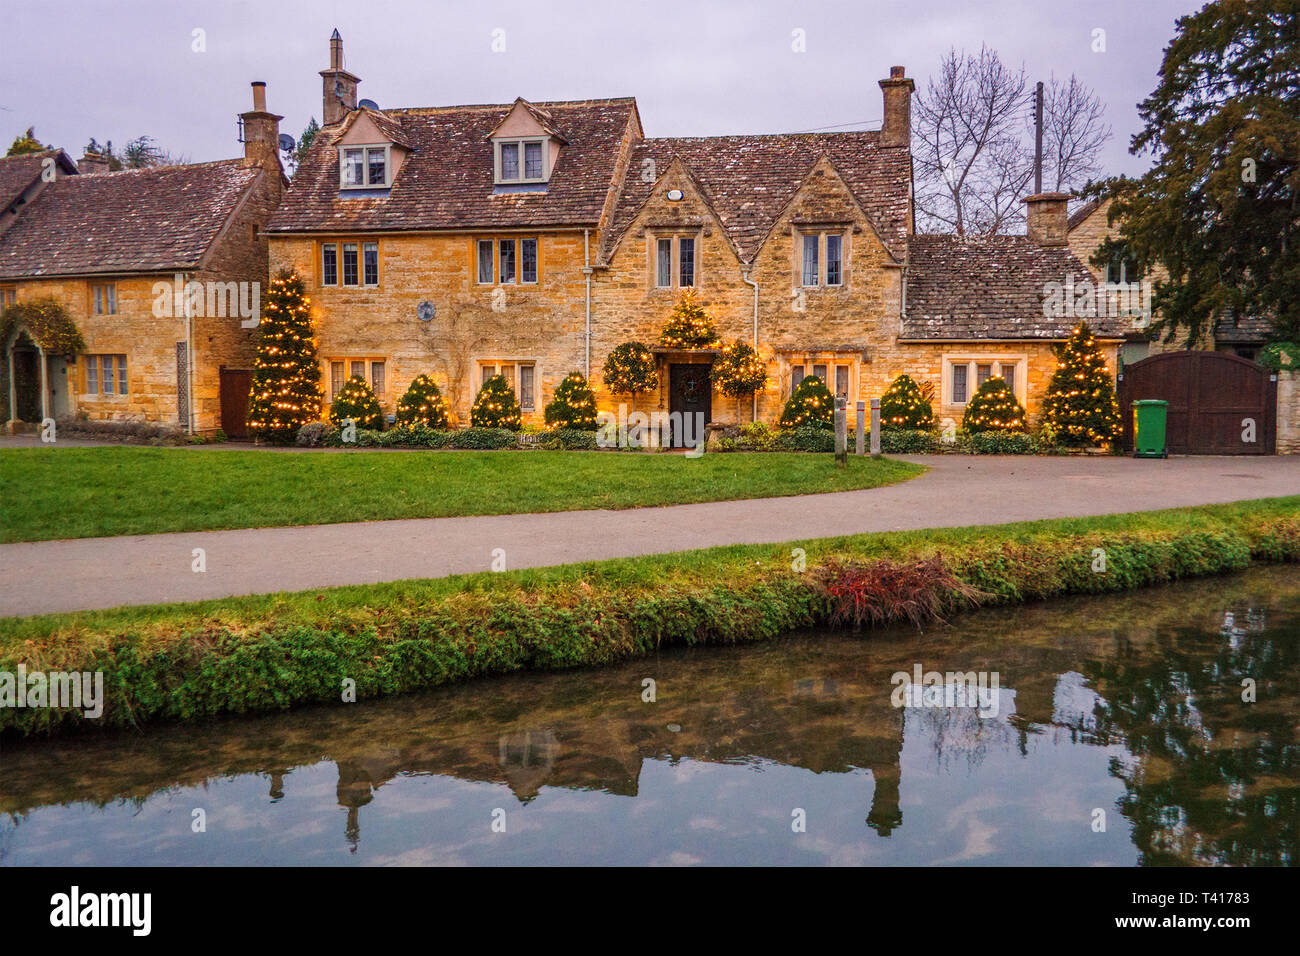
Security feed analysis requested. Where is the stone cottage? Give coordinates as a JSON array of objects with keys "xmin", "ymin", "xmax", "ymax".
[
  {"xmin": 267, "ymin": 32, "xmax": 1124, "ymax": 438},
  {"xmin": 0, "ymin": 82, "xmax": 287, "ymax": 435}
]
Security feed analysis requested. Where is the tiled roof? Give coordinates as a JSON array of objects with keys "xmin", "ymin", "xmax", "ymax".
[
  {"xmin": 266, "ymin": 98, "xmax": 638, "ymax": 234},
  {"xmin": 0, "ymin": 150, "xmax": 64, "ymax": 214},
  {"xmin": 0, "ymin": 159, "xmax": 261, "ymax": 279},
  {"xmin": 1067, "ymin": 198, "xmax": 1102, "ymax": 232},
  {"xmin": 903, "ymin": 234, "xmax": 1128, "ymax": 340},
  {"xmin": 1214, "ymin": 313, "xmax": 1273, "ymax": 344},
  {"xmin": 600, "ymin": 133, "xmax": 911, "ymax": 264}
]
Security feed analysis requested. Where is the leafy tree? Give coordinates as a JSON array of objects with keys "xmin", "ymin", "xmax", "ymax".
[
  {"xmin": 1042, "ymin": 322, "xmax": 1121, "ymax": 446},
  {"xmin": 779, "ymin": 375, "xmax": 835, "ymax": 429},
  {"xmin": 544, "ymin": 371, "xmax": 598, "ymax": 430},
  {"xmin": 394, "ymin": 374, "xmax": 449, "ymax": 428},
  {"xmin": 711, "ymin": 339, "xmax": 768, "ymax": 421},
  {"xmin": 6, "ymin": 127, "xmax": 47, "ymax": 156},
  {"xmin": 602, "ymin": 341, "xmax": 659, "ymax": 411},
  {"xmin": 471, "ymin": 374, "xmax": 522, "ymax": 430},
  {"xmin": 879, "ymin": 373, "xmax": 934, "ymax": 428},
  {"xmin": 1087, "ymin": 0, "xmax": 1300, "ymax": 344},
  {"xmin": 247, "ymin": 270, "xmax": 324, "ymax": 444},
  {"xmin": 961, "ymin": 376, "xmax": 1027, "ymax": 432},
  {"xmin": 659, "ymin": 288, "xmax": 719, "ymax": 349},
  {"xmin": 123, "ymin": 135, "xmax": 162, "ymax": 169},
  {"xmin": 330, "ymin": 376, "xmax": 383, "ymax": 430}
]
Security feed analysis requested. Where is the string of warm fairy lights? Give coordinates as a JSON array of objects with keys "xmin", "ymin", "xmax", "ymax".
[
  {"xmin": 1042, "ymin": 322, "xmax": 1121, "ymax": 445},
  {"xmin": 712, "ymin": 340, "xmax": 768, "ymax": 397},
  {"xmin": 397, "ymin": 374, "xmax": 449, "ymax": 428},
  {"xmin": 470, "ymin": 374, "xmax": 522, "ymax": 429},
  {"xmin": 545, "ymin": 372, "xmax": 598, "ymax": 429},
  {"xmin": 602, "ymin": 341, "xmax": 659, "ymax": 396},
  {"xmin": 247, "ymin": 272, "xmax": 324, "ymax": 443},
  {"xmin": 659, "ymin": 288, "xmax": 720, "ymax": 349},
  {"xmin": 962, "ymin": 376, "xmax": 1027, "ymax": 432},
  {"xmin": 880, "ymin": 374, "xmax": 934, "ymax": 428}
]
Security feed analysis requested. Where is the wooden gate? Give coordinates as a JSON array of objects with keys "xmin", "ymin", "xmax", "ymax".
[
  {"xmin": 219, "ymin": 367, "xmax": 252, "ymax": 438},
  {"xmin": 1118, "ymin": 351, "xmax": 1276, "ymax": 454}
]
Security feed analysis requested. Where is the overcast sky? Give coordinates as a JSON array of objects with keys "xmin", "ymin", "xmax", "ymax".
[{"xmin": 2, "ymin": 0, "xmax": 1200, "ymax": 177}]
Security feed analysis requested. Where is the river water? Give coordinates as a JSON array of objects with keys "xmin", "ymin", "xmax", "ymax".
[{"xmin": 2, "ymin": 566, "xmax": 1298, "ymax": 866}]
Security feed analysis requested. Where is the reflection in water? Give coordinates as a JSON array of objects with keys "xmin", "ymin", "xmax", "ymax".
[{"xmin": 1, "ymin": 566, "xmax": 1297, "ymax": 866}]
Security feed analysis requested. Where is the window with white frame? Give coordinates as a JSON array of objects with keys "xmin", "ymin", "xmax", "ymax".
[
  {"xmin": 944, "ymin": 357, "xmax": 1024, "ymax": 406},
  {"xmin": 339, "ymin": 145, "xmax": 390, "ymax": 189},
  {"xmin": 798, "ymin": 231, "xmax": 846, "ymax": 288},
  {"xmin": 478, "ymin": 360, "xmax": 537, "ymax": 411},
  {"xmin": 652, "ymin": 235, "xmax": 697, "ymax": 289},
  {"xmin": 84, "ymin": 354, "xmax": 127, "ymax": 395},
  {"xmin": 495, "ymin": 138, "xmax": 549, "ymax": 184}
]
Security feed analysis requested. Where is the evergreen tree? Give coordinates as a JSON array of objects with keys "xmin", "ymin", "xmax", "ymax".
[
  {"xmin": 395, "ymin": 374, "xmax": 449, "ymax": 428},
  {"xmin": 711, "ymin": 339, "xmax": 769, "ymax": 421},
  {"xmin": 544, "ymin": 371, "xmax": 599, "ymax": 430},
  {"xmin": 471, "ymin": 374, "xmax": 522, "ymax": 430},
  {"xmin": 1042, "ymin": 322, "xmax": 1121, "ymax": 446},
  {"xmin": 330, "ymin": 376, "xmax": 383, "ymax": 431},
  {"xmin": 247, "ymin": 270, "xmax": 323, "ymax": 444},
  {"xmin": 962, "ymin": 376, "xmax": 1027, "ymax": 432},
  {"xmin": 602, "ymin": 341, "xmax": 660, "ymax": 411},
  {"xmin": 292, "ymin": 118, "xmax": 320, "ymax": 176},
  {"xmin": 880, "ymin": 374, "xmax": 934, "ymax": 428},
  {"xmin": 779, "ymin": 375, "xmax": 835, "ymax": 429},
  {"xmin": 659, "ymin": 288, "xmax": 719, "ymax": 349},
  {"xmin": 5, "ymin": 127, "xmax": 47, "ymax": 156}
]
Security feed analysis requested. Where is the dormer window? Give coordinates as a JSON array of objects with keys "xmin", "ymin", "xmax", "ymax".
[
  {"xmin": 340, "ymin": 144, "xmax": 390, "ymax": 189},
  {"xmin": 495, "ymin": 137, "xmax": 549, "ymax": 184}
]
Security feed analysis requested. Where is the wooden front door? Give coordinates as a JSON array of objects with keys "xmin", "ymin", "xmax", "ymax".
[
  {"xmin": 219, "ymin": 367, "xmax": 252, "ymax": 438},
  {"xmin": 1118, "ymin": 351, "xmax": 1277, "ymax": 454},
  {"xmin": 668, "ymin": 362, "xmax": 712, "ymax": 448}
]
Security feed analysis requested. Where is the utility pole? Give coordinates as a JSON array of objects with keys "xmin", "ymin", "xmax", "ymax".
[{"xmin": 1034, "ymin": 80, "xmax": 1044, "ymax": 194}]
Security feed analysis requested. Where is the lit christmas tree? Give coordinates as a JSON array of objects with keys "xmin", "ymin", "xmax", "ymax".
[
  {"xmin": 544, "ymin": 371, "xmax": 599, "ymax": 430},
  {"xmin": 779, "ymin": 374, "xmax": 835, "ymax": 429},
  {"xmin": 470, "ymin": 374, "xmax": 522, "ymax": 430},
  {"xmin": 330, "ymin": 375, "xmax": 383, "ymax": 430},
  {"xmin": 879, "ymin": 373, "xmax": 934, "ymax": 428},
  {"xmin": 659, "ymin": 288, "xmax": 720, "ymax": 349},
  {"xmin": 602, "ymin": 341, "xmax": 660, "ymax": 412},
  {"xmin": 1042, "ymin": 322, "xmax": 1121, "ymax": 446},
  {"xmin": 247, "ymin": 269, "xmax": 323, "ymax": 444},
  {"xmin": 711, "ymin": 339, "xmax": 768, "ymax": 421},
  {"xmin": 395, "ymin": 374, "xmax": 450, "ymax": 429},
  {"xmin": 961, "ymin": 376, "xmax": 1027, "ymax": 432}
]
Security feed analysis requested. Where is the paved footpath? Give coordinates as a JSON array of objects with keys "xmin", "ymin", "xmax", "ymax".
[{"xmin": 3, "ymin": 455, "xmax": 1297, "ymax": 617}]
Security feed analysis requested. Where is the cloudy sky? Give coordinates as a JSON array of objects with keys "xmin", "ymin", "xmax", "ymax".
[{"xmin": 2, "ymin": 0, "xmax": 1199, "ymax": 176}]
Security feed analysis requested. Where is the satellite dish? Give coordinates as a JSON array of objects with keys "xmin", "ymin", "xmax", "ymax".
[
  {"xmin": 278, "ymin": 133, "xmax": 296, "ymax": 153},
  {"xmin": 358, "ymin": 98, "xmax": 379, "ymax": 111},
  {"xmin": 417, "ymin": 300, "xmax": 436, "ymax": 322}
]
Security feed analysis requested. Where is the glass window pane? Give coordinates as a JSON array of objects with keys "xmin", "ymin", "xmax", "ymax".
[
  {"xmin": 342, "ymin": 243, "xmax": 358, "ymax": 285},
  {"xmin": 1000, "ymin": 362, "xmax": 1015, "ymax": 395},
  {"xmin": 976, "ymin": 363, "xmax": 992, "ymax": 388},
  {"xmin": 350, "ymin": 360, "xmax": 366, "ymax": 380},
  {"xmin": 363, "ymin": 242, "xmax": 379, "ymax": 286},
  {"xmin": 102, "ymin": 355, "xmax": 114, "ymax": 394},
  {"xmin": 812, "ymin": 364, "xmax": 827, "ymax": 384},
  {"xmin": 367, "ymin": 148, "xmax": 386, "ymax": 186},
  {"xmin": 519, "ymin": 365, "xmax": 535, "ymax": 410},
  {"xmin": 835, "ymin": 365, "xmax": 849, "ymax": 397},
  {"xmin": 802, "ymin": 235, "xmax": 819, "ymax": 286},
  {"xmin": 953, "ymin": 364, "xmax": 967, "ymax": 404},
  {"xmin": 482, "ymin": 365, "xmax": 494, "ymax": 388},
  {"xmin": 791, "ymin": 366, "xmax": 805, "ymax": 390},
  {"xmin": 499, "ymin": 240, "xmax": 516, "ymax": 283},
  {"xmin": 86, "ymin": 357, "xmax": 98, "ymax": 395},
  {"xmin": 826, "ymin": 235, "xmax": 842, "ymax": 285},
  {"xmin": 106, "ymin": 286, "xmax": 116, "ymax": 314},
  {"xmin": 93, "ymin": 287, "xmax": 103, "ymax": 314},
  {"xmin": 371, "ymin": 361, "xmax": 385, "ymax": 395},
  {"xmin": 343, "ymin": 148, "xmax": 364, "ymax": 186},
  {"xmin": 322, "ymin": 244, "xmax": 338, "ymax": 285},
  {"xmin": 656, "ymin": 238, "xmax": 672, "ymax": 287},
  {"xmin": 117, "ymin": 355, "xmax": 127, "ymax": 394},
  {"xmin": 524, "ymin": 142, "xmax": 543, "ymax": 179},
  {"xmin": 678, "ymin": 237, "xmax": 695, "ymax": 287},
  {"xmin": 500, "ymin": 143, "xmax": 519, "ymax": 180},
  {"xmin": 521, "ymin": 239, "xmax": 538, "ymax": 283},
  {"xmin": 477, "ymin": 241, "xmax": 494, "ymax": 283},
  {"xmin": 331, "ymin": 361, "xmax": 344, "ymax": 397}
]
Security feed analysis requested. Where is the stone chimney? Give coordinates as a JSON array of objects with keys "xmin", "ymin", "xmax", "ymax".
[
  {"xmin": 240, "ymin": 81, "xmax": 283, "ymax": 168},
  {"xmin": 320, "ymin": 29, "xmax": 360, "ymax": 125},
  {"xmin": 78, "ymin": 152, "xmax": 111, "ymax": 175},
  {"xmin": 878, "ymin": 66, "xmax": 914, "ymax": 149},
  {"xmin": 1024, "ymin": 192, "xmax": 1070, "ymax": 246}
]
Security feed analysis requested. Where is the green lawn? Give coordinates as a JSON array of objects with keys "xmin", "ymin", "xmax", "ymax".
[{"xmin": 0, "ymin": 446, "xmax": 923, "ymax": 543}]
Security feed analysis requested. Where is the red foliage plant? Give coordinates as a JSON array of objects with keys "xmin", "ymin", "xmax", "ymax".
[{"xmin": 814, "ymin": 555, "xmax": 985, "ymax": 630}]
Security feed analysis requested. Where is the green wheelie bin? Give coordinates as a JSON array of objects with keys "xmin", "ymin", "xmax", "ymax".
[{"xmin": 1132, "ymin": 399, "xmax": 1168, "ymax": 458}]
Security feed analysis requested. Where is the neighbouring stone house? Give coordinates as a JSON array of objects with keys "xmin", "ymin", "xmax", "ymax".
[
  {"xmin": 0, "ymin": 82, "xmax": 287, "ymax": 435},
  {"xmin": 266, "ymin": 32, "xmax": 1124, "ymax": 438}
]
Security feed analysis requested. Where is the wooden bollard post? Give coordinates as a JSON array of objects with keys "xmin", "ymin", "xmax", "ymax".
[
  {"xmin": 855, "ymin": 401, "xmax": 866, "ymax": 455},
  {"xmin": 870, "ymin": 398, "xmax": 881, "ymax": 457},
  {"xmin": 834, "ymin": 396, "xmax": 847, "ymax": 467}
]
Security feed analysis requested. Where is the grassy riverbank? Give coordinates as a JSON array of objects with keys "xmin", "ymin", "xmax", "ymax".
[
  {"xmin": 3, "ymin": 496, "xmax": 1298, "ymax": 737},
  {"xmin": 0, "ymin": 446, "xmax": 922, "ymax": 543}
]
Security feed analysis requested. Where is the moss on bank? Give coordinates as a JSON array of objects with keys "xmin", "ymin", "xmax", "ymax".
[{"xmin": 2, "ymin": 497, "xmax": 1298, "ymax": 737}]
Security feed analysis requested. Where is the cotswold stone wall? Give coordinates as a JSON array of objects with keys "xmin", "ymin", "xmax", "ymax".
[{"xmin": 1278, "ymin": 370, "xmax": 1300, "ymax": 454}]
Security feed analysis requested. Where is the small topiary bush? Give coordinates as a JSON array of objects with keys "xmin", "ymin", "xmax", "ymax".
[
  {"xmin": 395, "ymin": 375, "xmax": 449, "ymax": 429},
  {"xmin": 470, "ymin": 375, "xmax": 522, "ymax": 430},
  {"xmin": 329, "ymin": 376, "xmax": 384, "ymax": 430},
  {"xmin": 961, "ymin": 377, "xmax": 1027, "ymax": 433},
  {"xmin": 879, "ymin": 374, "xmax": 934, "ymax": 428},
  {"xmin": 779, "ymin": 376, "xmax": 835, "ymax": 429},
  {"xmin": 544, "ymin": 372, "xmax": 599, "ymax": 430}
]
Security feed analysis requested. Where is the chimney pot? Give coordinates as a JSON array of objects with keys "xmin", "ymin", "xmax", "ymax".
[{"xmin": 251, "ymin": 81, "xmax": 267, "ymax": 113}]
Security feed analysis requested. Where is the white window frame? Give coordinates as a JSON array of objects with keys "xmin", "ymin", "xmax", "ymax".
[
  {"xmin": 798, "ymin": 231, "xmax": 848, "ymax": 288},
  {"xmin": 494, "ymin": 137, "xmax": 549, "ymax": 185},
  {"xmin": 941, "ymin": 354, "xmax": 1028, "ymax": 408},
  {"xmin": 338, "ymin": 144, "xmax": 392, "ymax": 189},
  {"xmin": 650, "ymin": 233, "xmax": 700, "ymax": 290}
]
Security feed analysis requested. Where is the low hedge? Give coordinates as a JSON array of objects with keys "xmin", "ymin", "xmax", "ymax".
[{"xmin": 3, "ymin": 501, "xmax": 1296, "ymax": 737}]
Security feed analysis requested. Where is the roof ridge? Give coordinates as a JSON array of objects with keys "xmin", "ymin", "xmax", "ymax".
[{"xmin": 388, "ymin": 97, "xmax": 636, "ymax": 115}]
